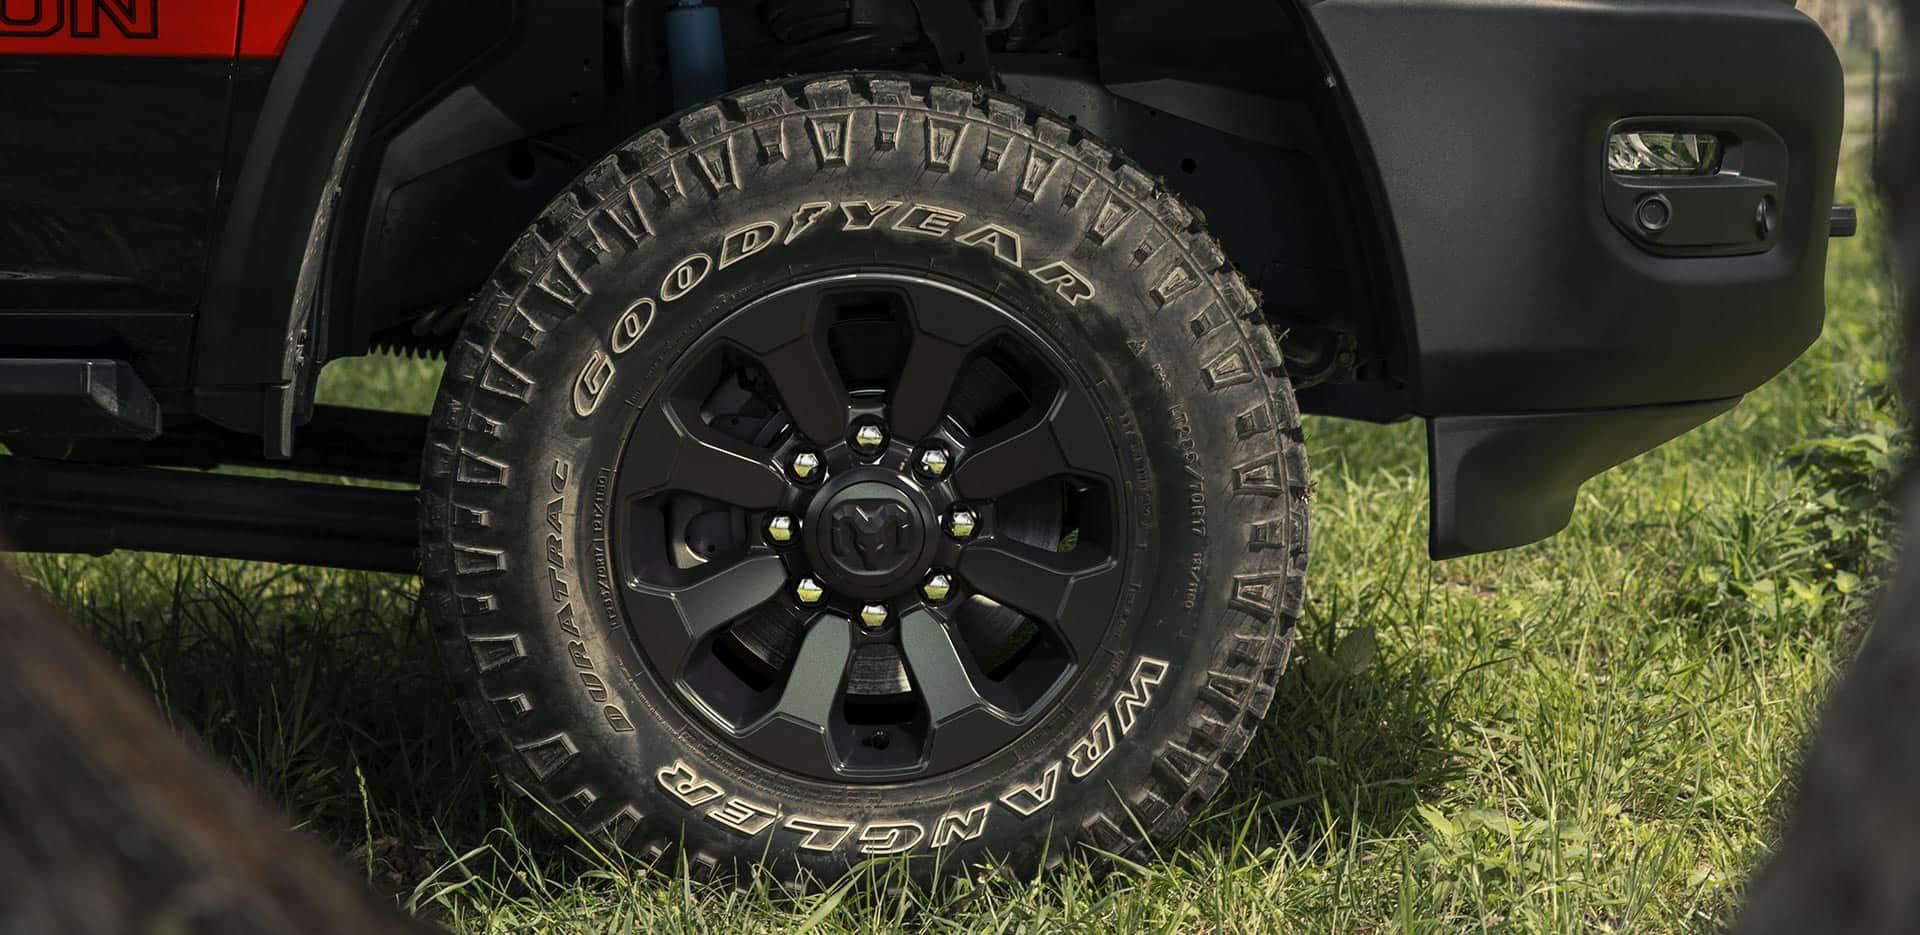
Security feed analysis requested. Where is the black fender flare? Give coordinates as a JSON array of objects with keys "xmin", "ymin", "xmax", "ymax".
[{"xmin": 193, "ymin": 0, "xmax": 421, "ymax": 453}]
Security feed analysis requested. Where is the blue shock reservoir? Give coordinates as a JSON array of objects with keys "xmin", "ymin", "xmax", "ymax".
[{"xmin": 665, "ymin": 0, "xmax": 726, "ymax": 108}]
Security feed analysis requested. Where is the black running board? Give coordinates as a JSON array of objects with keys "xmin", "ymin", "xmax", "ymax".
[
  {"xmin": 0, "ymin": 457, "xmax": 418, "ymax": 573},
  {"xmin": 56, "ymin": 405, "xmax": 428, "ymax": 484}
]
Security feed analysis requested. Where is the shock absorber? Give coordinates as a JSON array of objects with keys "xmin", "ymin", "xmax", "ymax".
[{"xmin": 665, "ymin": 0, "xmax": 727, "ymax": 108}]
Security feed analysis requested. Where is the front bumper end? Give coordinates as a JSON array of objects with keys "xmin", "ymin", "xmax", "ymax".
[{"xmin": 1308, "ymin": 0, "xmax": 1844, "ymax": 556}]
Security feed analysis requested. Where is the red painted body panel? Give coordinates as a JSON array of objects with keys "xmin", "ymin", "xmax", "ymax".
[
  {"xmin": 238, "ymin": 0, "xmax": 302, "ymax": 57},
  {"xmin": 0, "ymin": 0, "xmax": 304, "ymax": 58}
]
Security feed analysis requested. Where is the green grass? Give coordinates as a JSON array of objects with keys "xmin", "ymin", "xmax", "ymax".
[{"xmin": 16, "ymin": 163, "xmax": 1902, "ymax": 932}]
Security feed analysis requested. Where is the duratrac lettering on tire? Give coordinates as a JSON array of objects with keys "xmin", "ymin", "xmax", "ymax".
[{"xmin": 419, "ymin": 73, "xmax": 1308, "ymax": 888}]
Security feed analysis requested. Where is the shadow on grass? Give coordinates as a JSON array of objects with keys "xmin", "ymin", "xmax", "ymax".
[
  {"xmin": 1180, "ymin": 590, "xmax": 1467, "ymax": 857},
  {"xmin": 1165, "ymin": 417, "xmax": 1467, "ymax": 859}
]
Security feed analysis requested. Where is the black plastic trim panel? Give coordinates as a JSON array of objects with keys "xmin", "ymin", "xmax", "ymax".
[
  {"xmin": 192, "ymin": 0, "xmax": 420, "ymax": 439},
  {"xmin": 1428, "ymin": 398, "xmax": 1738, "ymax": 559},
  {"xmin": 0, "ymin": 359, "xmax": 159, "ymax": 440},
  {"xmin": 1306, "ymin": 0, "xmax": 1841, "ymax": 556},
  {"xmin": 1307, "ymin": 0, "xmax": 1841, "ymax": 416}
]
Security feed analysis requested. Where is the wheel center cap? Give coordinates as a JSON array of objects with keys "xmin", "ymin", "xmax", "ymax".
[{"xmin": 805, "ymin": 476, "xmax": 934, "ymax": 600}]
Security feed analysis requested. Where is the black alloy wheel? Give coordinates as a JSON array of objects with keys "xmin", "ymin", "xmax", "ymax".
[
  {"xmin": 421, "ymin": 73, "xmax": 1308, "ymax": 888},
  {"xmin": 617, "ymin": 273, "xmax": 1128, "ymax": 782}
]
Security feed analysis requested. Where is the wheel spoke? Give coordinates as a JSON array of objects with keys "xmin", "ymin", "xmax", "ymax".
[
  {"xmin": 950, "ymin": 386, "xmax": 1119, "ymax": 500},
  {"xmin": 735, "ymin": 614, "xmax": 853, "ymax": 774},
  {"xmin": 717, "ymin": 288, "xmax": 850, "ymax": 446},
  {"xmin": 612, "ymin": 272, "xmax": 1141, "ymax": 783},
  {"xmin": 898, "ymin": 608, "xmax": 1024, "ymax": 772},
  {"xmin": 890, "ymin": 286, "xmax": 1009, "ymax": 438},
  {"xmin": 956, "ymin": 540, "xmax": 1122, "ymax": 659},
  {"xmin": 891, "ymin": 340, "xmax": 973, "ymax": 441},
  {"xmin": 899, "ymin": 609, "xmax": 1014, "ymax": 724},
  {"xmin": 624, "ymin": 554, "xmax": 789, "ymax": 675},
  {"xmin": 621, "ymin": 400, "xmax": 788, "ymax": 509}
]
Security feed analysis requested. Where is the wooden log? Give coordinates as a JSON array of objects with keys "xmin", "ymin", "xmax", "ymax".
[{"xmin": 0, "ymin": 566, "xmax": 425, "ymax": 934}]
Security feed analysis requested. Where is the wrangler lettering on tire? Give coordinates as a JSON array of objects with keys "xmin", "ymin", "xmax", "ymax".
[{"xmin": 420, "ymin": 73, "xmax": 1308, "ymax": 887}]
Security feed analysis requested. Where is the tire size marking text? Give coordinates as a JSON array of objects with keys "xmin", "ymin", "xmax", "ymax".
[
  {"xmin": 1169, "ymin": 404, "xmax": 1207, "ymax": 539},
  {"xmin": 546, "ymin": 462, "xmax": 634, "ymax": 733}
]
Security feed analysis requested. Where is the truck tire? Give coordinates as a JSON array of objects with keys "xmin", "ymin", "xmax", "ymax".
[{"xmin": 419, "ymin": 72, "xmax": 1308, "ymax": 887}]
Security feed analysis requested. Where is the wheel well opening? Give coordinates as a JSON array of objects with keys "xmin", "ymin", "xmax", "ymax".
[{"xmin": 326, "ymin": 0, "xmax": 1403, "ymax": 420}]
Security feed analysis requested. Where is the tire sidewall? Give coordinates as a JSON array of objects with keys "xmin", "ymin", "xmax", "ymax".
[{"xmin": 424, "ymin": 76, "xmax": 1305, "ymax": 884}]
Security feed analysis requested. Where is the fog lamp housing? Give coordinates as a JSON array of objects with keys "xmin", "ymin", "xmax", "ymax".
[{"xmin": 1606, "ymin": 130, "xmax": 1725, "ymax": 175}]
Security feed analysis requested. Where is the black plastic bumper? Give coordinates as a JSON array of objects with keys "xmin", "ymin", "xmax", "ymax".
[
  {"xmin": 1427, "ymin": 398, "xmax": 1738, "ymax": 558},
  {"xmin": 1309, "ymin": 0, "xmax": 1843, "ymax": 555}
]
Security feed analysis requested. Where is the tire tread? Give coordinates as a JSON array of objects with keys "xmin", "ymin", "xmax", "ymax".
[{"xmin": 419, "ymin": 71, "xmax": 1310, "ymax": 879}]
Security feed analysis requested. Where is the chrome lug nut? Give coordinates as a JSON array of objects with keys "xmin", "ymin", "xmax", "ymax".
[
  {"xmin": 859, "ymin": 603, "xmax": 889, "ymax": 629},
  {"xmin": 916, "ymin": 446, "xmax": 951, "ymax": 479},
  {"xmin": 766, "ymin": 513, "xmax": 798, "ymax": 545},
  {"xmin": 794, "ymin": 577, "xmax": 826, "ymax": 605},
  {"xmin": 945, "ymin": 507, "xmax": 978, "ymax": 540},
  {"xmin": 852, "ymin": 422, "xmax": 887, "ymax": 455},
  {"xmin": 921, "ymin": 572, "xmax": 953, "ymax": 603},
  {"xmin": 790, "ymin": 450, "xmax": 823, "ymax": 481}
]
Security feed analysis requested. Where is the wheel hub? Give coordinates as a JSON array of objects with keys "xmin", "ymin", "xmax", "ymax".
[{"xmin": 805, "ymin": 474, "xmax": 936, "ymax": 600}]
